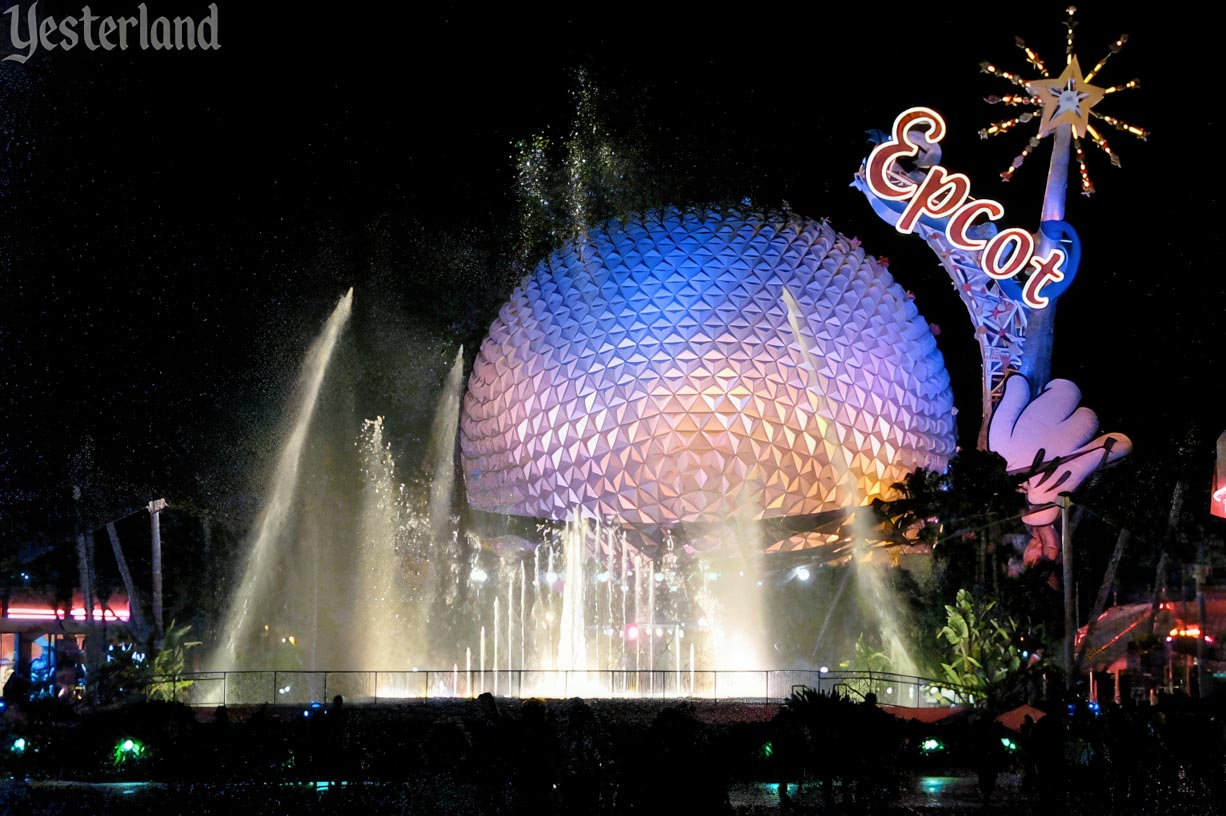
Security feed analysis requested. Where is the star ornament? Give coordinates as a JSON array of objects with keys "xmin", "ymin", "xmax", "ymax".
[
  {"xmin": 979, "ymin": 11, "xmax": 1146, "ymax": 191},
  {"xmin": 1027, "ymin": 56, "xmax": 1104, "ymax": 138}
]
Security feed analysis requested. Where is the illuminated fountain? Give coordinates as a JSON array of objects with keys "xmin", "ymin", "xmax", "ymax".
[
  {"xmin": 459, "ymin": 206, "xmax": 956, "ymax": 692},
  {"xmin": 213, "ymin": 288, "xmax": 353, "ymax": 673},
  {"xmin": 210, "ymin": 207, "xmax": 958, "ymax": 698}
]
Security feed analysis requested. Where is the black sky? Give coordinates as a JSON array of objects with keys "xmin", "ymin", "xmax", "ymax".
[{"xmin": 0, "ymin": 4, "xmax": 1220, "ymax": 541}]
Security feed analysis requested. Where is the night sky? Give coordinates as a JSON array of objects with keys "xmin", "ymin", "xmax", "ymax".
[{"xmin": 0, "ymin": 4, "xmax": 1220, "ymax": 554}]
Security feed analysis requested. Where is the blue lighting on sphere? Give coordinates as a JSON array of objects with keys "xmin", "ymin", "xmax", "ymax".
[{"xmin": 463, "ymin": 207, "xmax": 956, "ymax": 527}]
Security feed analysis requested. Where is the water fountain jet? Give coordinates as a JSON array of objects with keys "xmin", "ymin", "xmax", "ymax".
[{"xmin": 214, "ymin": 288, "xmax": 353, "ymax": 671}]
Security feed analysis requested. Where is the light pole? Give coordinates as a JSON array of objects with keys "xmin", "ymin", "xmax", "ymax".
[{"xmin": 149, "ymin": 498, "xmax": 167, "ymax": 642}]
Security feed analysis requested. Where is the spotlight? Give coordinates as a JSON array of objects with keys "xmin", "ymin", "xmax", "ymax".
[
  {"xmin": 819, "ymin": 666, "xmax": 828, "ymax": 674},
  {"xmin": 626, "ymin": 624, "xmax": 640, "ymax": 641},
  {"xmin": 471, "ymin": 567, "xmax": 489, "ymax": 583},
  {"xmin": 795, "ymin": 567, "xmax": 811, "ymax": 582},
  {"xmin": 545, "ymin": 571, "xmax": 558, "ymax": 584}
]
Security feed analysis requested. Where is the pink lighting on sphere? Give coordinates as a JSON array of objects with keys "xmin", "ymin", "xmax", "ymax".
[
  {"xmin": 1213, "ymin": 431, "xmax": 1226, "ymax": 519},
  {"xmin": 461, "ymin": 208, "xmax": 957, "ymax": 525}
]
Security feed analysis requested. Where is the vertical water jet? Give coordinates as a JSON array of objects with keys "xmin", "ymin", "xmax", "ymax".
[
  {"xmin": 428, "ymin": 347, "xmax": 465, "ymax": 545},
  {"xmin": 353, "ymin": 416, "xmax": 415, "ymax": 670},
  {"xmin": 214, "ymin": 288, "xmax": 353, "ymax": 671},
  {"xmin": 557, "ymin": 512, "xmax": 588, "ymax": 672},
  {"xmin": 782, "ymin": 287, "xmax": 918, "ymax": 676}
]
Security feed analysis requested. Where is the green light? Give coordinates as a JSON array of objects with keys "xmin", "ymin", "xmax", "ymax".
[
  {"xmin": 11, "ymin": 737, "xmax": 26, "ymax": 754},
  {"xmin": 113, "ymin": 738, "xmax": 146, "ymax": 765},
  {"xmin": 761, "ymin": 741, "xmax": 773, "ymax": 759},
  {"xmin": 920, "ymin": 738, "xmax": 944, "ymax": 753},
  {"xmin": 1000, "ymin": 737, "xmax": 1018, "ymax": 752}
]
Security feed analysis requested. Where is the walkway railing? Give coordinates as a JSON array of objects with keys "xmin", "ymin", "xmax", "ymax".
[{"xmin": 149, "ymin": 669, "xmax": 981, "ymax": 708}]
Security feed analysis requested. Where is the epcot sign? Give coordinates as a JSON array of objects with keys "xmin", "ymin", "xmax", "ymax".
[{"xmin": 866, "ymin": 107, "xmax": 1069, "ymax": 309}]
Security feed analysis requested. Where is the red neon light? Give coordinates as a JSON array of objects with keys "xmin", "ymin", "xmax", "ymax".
[
  {"xmin": 1022, "ymin": 249, "xmax": 1067, "ymax": 309},
  {"xmin": 5, "ymin": 606, "xmax": 62, "ymax": 620},
  {"xmin": 4, "ymin": 600, "xmax": 130, "ymax": 622},
  {"xmin": 983, "ymin": 229, "xmax": 1035, "ymax": 280},
  {"xmin": 947, "ymin": 200, "xmax": 1004, "ymax": 250},
  {"xmin": 865, "ymin": 108, "xmax": 941, "ymax": 201},
  {"xmin": 896, "ymin": 166, "xmax": 971, "ymax": 234}
]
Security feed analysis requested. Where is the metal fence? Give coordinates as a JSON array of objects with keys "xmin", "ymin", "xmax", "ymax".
[{"xmin": 149, "ymin": 669, "xmax": 979, "ymax": 708}]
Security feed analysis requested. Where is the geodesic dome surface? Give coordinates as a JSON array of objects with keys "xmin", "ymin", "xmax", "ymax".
[{"xmin": 461, "ymin": 208, "xmax": 956, "ymax": 525}]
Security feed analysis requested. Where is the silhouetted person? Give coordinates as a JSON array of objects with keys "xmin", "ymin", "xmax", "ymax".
[
  {"xmin": 3, "ymin": 661, "xmax": 32, "ymax": 704},
  {"xmin": 1019, "ymin": 714, "xmax": 1038, "ymax": 794},
  {"xmin": 972, "ymin": 717, "xmax": 1009, "ymax": 802},
  {"xmin": 557, "ymin": 698, "xmax": 611, "ymax": 813},
  {"xmin": 1032, "ymin": 710, "xmax": 1067, "ymax": 805},
  {"xmin": 326, "ymin": 694, "xmax": 348, "ymax": 782},
  {"xmin": 471, "ymin": 692, "xmax": 513, "ymax": 811},
  {"xmin": 514, "ymin": 699, "xmax": 557, "ymax": 815}
]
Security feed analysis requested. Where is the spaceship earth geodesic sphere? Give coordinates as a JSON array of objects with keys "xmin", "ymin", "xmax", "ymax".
[{"xmin": 461, "ymin": 208, "xmax": 956, "ymax": 526}]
